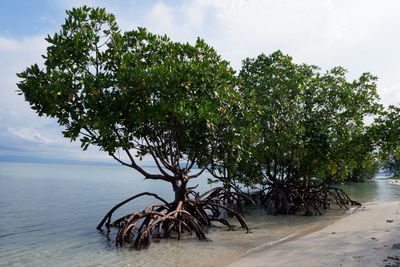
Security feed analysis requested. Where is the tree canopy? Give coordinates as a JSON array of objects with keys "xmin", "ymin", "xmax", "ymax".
[
  {"xmin": 371, "ymin": 105, "xmax": 400, "ymax": 177},
  {"xmin": 235, "ymin": 51, "xmax": 380, "ymax": 214},
  {"xmin": 238, "ymin": 51, "xmax": 380, "ymax": 183},
  {"xmin": 17, "ymin": 6, "xmax": 237, "ymax": 184},
  {"xmin": 17, "ymin": 6, "xmax": 250, "ymax": 249}
]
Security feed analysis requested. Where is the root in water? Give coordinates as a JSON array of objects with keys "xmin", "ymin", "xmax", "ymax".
[
  {"xmin": 97, "ymin": 189, "xmax": 250, "ymax": 249},
  {"xmin": 261, "ymin": 182, "xmax": 361, "ymax": 216}
]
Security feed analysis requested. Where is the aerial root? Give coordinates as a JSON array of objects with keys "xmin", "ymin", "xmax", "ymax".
[
  {"xmin": 261, "ymin": 183, "xmax": 361, "ymax": 216},
  {"xmin": 96, "ymin": 192, "xmax": 169, "ymax": 230},
  {"xmin": 328, "ymin": 187, "xmax": 362, "ymax": 208},
  {"xmin": 198, "ymin": 186, "xmax": 256, "ymax": 215},
  {"xmin": 97, "ymin": 189, "xmax": 250, "ymax": 249}
]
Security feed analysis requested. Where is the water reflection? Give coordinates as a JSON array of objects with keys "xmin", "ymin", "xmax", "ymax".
[
  {"xmin": 336, "ymin": 178, "xmax": 400, "ymax": 204},
  {"xmin": 337, "ymin": 181, "xmax": 379, "ymax": 203},
  {"xmin": 376, "ymin": 179, "xmax": 400, "ymax": 202}
]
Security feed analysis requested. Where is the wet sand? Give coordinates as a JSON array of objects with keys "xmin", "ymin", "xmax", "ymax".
[{"xmin": 228, "ymin": 202, "xmax": 400, "ymax": 266}]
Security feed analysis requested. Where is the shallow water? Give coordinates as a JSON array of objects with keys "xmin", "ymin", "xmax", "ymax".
[{"xmin": 0, "ymin": 163, "xmax": 397, "ymax": 266}]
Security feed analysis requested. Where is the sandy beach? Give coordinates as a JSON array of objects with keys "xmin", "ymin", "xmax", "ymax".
[
  {"xmin": 229, "ymin": 202, "xmax": 400, "ymax": 267},
  {"xmin": 388, "ymin": 179, "xmax": 400, "ymax": 185}
]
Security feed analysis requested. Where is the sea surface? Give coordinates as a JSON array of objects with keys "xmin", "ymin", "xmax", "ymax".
[{"xmin": 0, "ymin": 162, "xmax": 398, "ymax": 266}]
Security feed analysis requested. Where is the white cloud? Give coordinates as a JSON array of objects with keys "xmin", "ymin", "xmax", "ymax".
[
  {"xmin": 139, "ymin": 0, "xmax": 400, "ymax": 106},
  {"xmin": 3, "ymin": 0, "xmax": 400, "ymax": 163},
  {"xmin": 380, "ymin": 81, "xmax": 400, "ymax": 107},
  {"xmin": 0, "ymin": 35, "xmax": 47, "ymax": 119},
  {"xmin": 8, "ymin": 127, "xmax": 56, "ymax": 144},
  {"xmin": 0, "ymin": 35, "xmax": 45, "ymax": 54},
  {"xmin": 182, "ymin": 0, "xmax": 208, "ymax": 28},
  {"xmin": 144, "ymin": 2, "xmax": 175, "ymax": 33},
  {"xmin": 0, "ymin": 37, "xmax": 19, "ymax": 52}
]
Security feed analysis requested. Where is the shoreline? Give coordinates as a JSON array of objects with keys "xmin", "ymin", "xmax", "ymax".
[
  {"xmin": 388, "ymin": 179, "xmax": 400, "ymax": 185},
  {"xmin": 228, "ymin": 202, "xmax": 400, "ymax": 266}
]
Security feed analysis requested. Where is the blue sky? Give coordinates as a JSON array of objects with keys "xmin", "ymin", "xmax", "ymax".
[{"xmin": 1, "ymin": 0, "xmax": 400, "ymax": 165}]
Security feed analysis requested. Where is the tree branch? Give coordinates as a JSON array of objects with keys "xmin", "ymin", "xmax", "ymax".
[
  {"xmin": 111, "ymin": 127, "xmax": 174, "ymax": 182},
  {"xmin": 110, "ymin": 153, "xmax": 172, "ymax": 182},
  {"xmin": 188, "ymin": 166, "xmax": 207, "ymax": 179}
]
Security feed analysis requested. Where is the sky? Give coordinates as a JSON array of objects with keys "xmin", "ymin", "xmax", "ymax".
[{"xmin": 1, "ymin": 0, "xmax": 400, "ymax": 165}]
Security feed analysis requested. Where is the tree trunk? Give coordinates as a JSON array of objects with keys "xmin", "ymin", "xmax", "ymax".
[{"xmin": 172, "ymin": 179, "xmax": 188, "ymax": 205}]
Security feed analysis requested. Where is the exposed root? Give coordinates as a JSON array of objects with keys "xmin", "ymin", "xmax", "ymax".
[
  {"xmin": 97, "ymin": 189, "xmax": 250, "ymax": 249},
  {"xmin": 261, "ymin": 182, "xmax": 361, "ymax": 216},
  {"xmin": 202, "ymin": 186, "xmax": 256, "ymax": 215},
  {"xmin": 97, "ymin": 192, "xmax": 169, "ymax": 230},
  {"xmin": 328, "ymin": 187, "xmax": 362, "ymax": 208}
]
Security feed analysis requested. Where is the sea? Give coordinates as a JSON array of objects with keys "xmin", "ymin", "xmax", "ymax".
[{"xmin": 0, "ymin": 162, "xmax": 398, "ymax": 266}]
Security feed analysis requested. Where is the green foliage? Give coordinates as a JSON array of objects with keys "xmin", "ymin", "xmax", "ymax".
[
  {"xmin": 370, "ymin": 105, "xmax": 400, "ymax": 157},
  {"xmin": 368, "ymin": 105, "xmax": 400, "ymax": 178},
  {"xmin": 383, "ymin": 155, "xmax": 400, "ymax": 177},
  {"xmin": 237, "ymin": 51, "xmax": 381, "ymax": 186},
  {"xmin": 347, "ymin": 153, "xmax": 381, "ymax": 182},
  {"xmin": 17, "ymin": 6, "xmax": 236, "ymax": 181},
  {"xmin": 206, "ymin": 84, "xmax": 254, "ymax": 187}
]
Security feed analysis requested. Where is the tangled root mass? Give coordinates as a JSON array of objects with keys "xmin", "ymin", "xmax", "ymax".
[{"xmin": 97, "ymin": 188, "xmax": 250, "ymax": 249}]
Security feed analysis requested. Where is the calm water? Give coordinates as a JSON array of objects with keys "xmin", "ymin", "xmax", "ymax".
[{"xmin": 0, "ymin": 162, "xmax": 398, "ymax": 266}]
